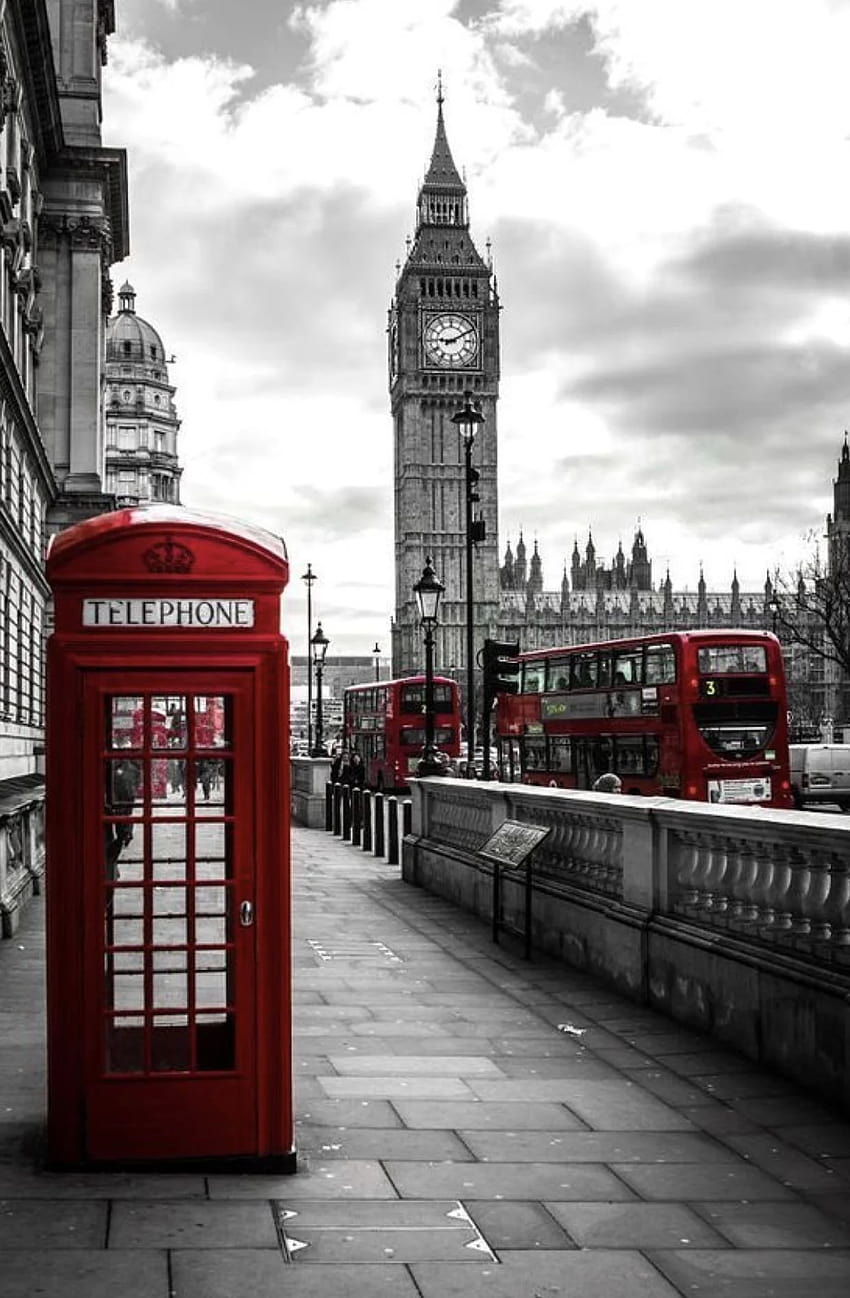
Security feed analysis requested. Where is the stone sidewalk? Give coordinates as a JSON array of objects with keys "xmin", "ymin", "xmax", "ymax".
[{"xmin": 0, "ymin": 825, "xmax": 849, "ymax": 1296}]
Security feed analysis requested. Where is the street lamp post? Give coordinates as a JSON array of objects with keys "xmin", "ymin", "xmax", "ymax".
[
  {"xmin": 451, "ymin": 392, "xmax": 485, "ymax": 777},
  {"xmin": 301, "ymin": 564, "xmax": 317, "ymax": 752},
  {"xmin": 373, "ymin": 642, "xmax": 381, "ymax": 681},
  {"xmin": 414, "ymin": 557, "xmax": 446, "ymax": 777},
  {"xmin": 310, "ymin": 622, "xmax": 329, "ymax": 757}
]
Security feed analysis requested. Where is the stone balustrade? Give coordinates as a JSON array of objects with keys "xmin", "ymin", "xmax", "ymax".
[
  {"xmin": 0, "ymin": 774, "xmax": 45, "ymax": 937},
  {"xmin": 404, "ymin": 779, "xmax": 850, "ymax": 1108}
]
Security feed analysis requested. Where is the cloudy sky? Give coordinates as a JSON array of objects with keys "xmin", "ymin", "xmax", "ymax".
[{"xmin": 103, "ymin": 0, "xmax": 850, "ymax": 655}]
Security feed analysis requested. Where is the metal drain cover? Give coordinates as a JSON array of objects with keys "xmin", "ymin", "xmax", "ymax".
[
  {"xmin": 307, "ymin": 939, "xmax": 402, "ymax": 963},
  {"xmin": 275, "ymin": 1200, "xmax": 496, "ymax": 1264}
]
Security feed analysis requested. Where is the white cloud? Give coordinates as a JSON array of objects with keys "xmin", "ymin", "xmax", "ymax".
[{"xmin": 101, "ymin": 0, "xmax": 850, "ymax": 650}]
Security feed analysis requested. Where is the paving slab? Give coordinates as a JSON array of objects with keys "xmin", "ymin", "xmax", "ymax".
[
  {"xmin": 722, "ymin": 1131, "xmax": 849, "ymax": 1192},
  {"xmin": 172, "ymin": 1252, "xmax": 419, "ymax": 1298},
  {"xmin": 469, "ymin": 1077, "xmax": 698, "ymax": 1129},
  {"xmin": 0, "ymin": 1198, "xmax": 107, "ymax": 1248},
  {"xmin": 694, "ymin": 1200, "xmax": 850, "ymax": 1248},
  {"xmin": 411, "ymin": 1251, "xmax": 681, "ymax": 1297},
  {"xmin": 109, "ymin": 1199, "xmax": 279, "ymax": 1249},
  {"xmin": 648, "ymin": 1248, "xmax": 850, "ymax": 1297},
  {"xmin": 208, "ymin": 1161, "xmax": 399, "ymax": 1199},
  {"xmin": 459, "ymin": 1129, "xmax": 741, "ymax": 1164},
  {"xmin": 296, "ymin": 1125, "xmax": 474, "ymax": 1161},
  {"xmin": 391, "ymin": 1100, "xmax": 588, "ymax": 1130},
  {"xmin": 612, "ymin": 1161, "xmax": 797, "ymax": 1201},
  {"xmin": 326, "ymin": 1054, "xmax": 505, "ymax": 1077},
  {"xmin": 319, "ymin": 1075, "xmax": 474, "ymax": 1100},
  {"xmin": 463, "ymin": 1200, "xmax": 574, "ymax": 1250},
  {"xmin": 0, "ymin": 1249, "xmax": 169, "ymax": 1298},
  {"xmin": 0, "ymin": 1167, "xmax": 207, "ymax": 1199},
  {"xmin": 546, "ymin": 1200, "xmax": 729, "ymax": 1248},
  {"xmin": 384, "ymin": 1159, "xmax": 637, "ymax": 1201}
]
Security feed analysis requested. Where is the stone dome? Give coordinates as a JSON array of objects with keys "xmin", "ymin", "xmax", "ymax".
[{"xmin": 106, "ymin": 282, "xmax": 168, "ymax": 365}]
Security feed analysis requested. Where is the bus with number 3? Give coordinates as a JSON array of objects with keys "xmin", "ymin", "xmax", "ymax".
[{"xmin": 495, "ymin": 629, "xmax": 792, "ymax": 808}]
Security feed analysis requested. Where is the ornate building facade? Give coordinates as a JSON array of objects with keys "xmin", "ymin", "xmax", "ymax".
[
  {"xmin": 0, "ymin": 1, "xmax": 128, "ymax": 931},
  {"xmin": 104, "ymin": 282, "xmax": 181, "ymax": 505}
]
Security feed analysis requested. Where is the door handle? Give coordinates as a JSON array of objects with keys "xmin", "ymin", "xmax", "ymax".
[{"xmin": 240, "ymin": 900, "xmax": 254, "ymax": 927}]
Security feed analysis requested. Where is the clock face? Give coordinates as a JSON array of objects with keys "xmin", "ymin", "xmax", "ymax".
[{"xmin": 423, "ymin": 313, "xmax": 479, "ymax": 368}]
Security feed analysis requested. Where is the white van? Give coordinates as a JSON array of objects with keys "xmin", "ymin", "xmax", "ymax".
[{"xmin": 789, "ymin": 744, "xmax": 850, "ymax": 810}]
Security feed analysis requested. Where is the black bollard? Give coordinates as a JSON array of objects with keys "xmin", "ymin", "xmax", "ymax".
[
  {"xmin": 362, "ymin": 790, "xmax": 372, "ymax": 852},
  {"xmin": 342, "ymin": 785, "xmax": 352, "ymax": 841},
  {"xmin": 387, "ymin": 797, "xmax": 399, "ymax": 865},
  {"xmin": 325, "ymin": 781, "xmax": 334, "ymax": 832},
  {"xmin": 352, "ymin": 787, "xmax": 362, "ymax": 847},
  {"xmin": 402, "ymin": 799, "xmax": 412, "ymax": 840},
  {"xmin": 332, "ymin": 782, "xmax": 342, "ymax": 836},
  {"xmin": 373, "ymin": 792, "xmax": 384, "ymax": 857}
]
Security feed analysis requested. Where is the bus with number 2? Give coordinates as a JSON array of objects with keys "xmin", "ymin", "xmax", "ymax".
[
  {"xmin": 495, "ymin": 629, "xmax": 792, "ymax": 808},
  {"xmin": 342, "ymin": 675, "xmax": 461, "ymax": 790}
]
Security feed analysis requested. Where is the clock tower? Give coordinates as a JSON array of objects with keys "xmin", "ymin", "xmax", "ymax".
[{"xmin": 389, "ymin": 88, "xmax": 501, "ymax": 692}]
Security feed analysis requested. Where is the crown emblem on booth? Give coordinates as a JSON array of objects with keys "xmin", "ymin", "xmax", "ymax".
[{"xmin": 143, "ymin": 538, "xmax": 195, "ymax": 573}]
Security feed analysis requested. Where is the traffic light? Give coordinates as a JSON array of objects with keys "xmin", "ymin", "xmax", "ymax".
[{"xmin": 482, "ymin": 638, "xmax": 520, "ymax": 697}]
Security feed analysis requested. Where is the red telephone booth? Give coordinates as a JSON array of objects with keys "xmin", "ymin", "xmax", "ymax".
[{"xmin": 45, "ymin": 505, "xmax": 294, "ymax": 1169}]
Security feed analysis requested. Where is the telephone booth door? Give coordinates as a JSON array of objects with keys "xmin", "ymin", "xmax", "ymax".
[{"xmin": 84, "ymin": 669, "xmax": 258, "ymax": 1162}]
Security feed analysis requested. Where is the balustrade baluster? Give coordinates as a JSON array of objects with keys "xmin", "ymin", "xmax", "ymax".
[
  {"xmin": 802, "ymin": 847, "xmax": 832, "ymax": 942},
  {"xmin": 674, "ymin": 830, "xmax": 701, "ymax": 911},
  {"xmin": 785, "ymin": 845, "xmax": 812, "ymax": 936},
  {"xmin": 751, "ymin": 851, "xmax": 777, "ymax": 931},
  {"xmin": 769, "ymin": 843, "xmax": 795, "ymax": 933},
  {"xmin": 691, "ymin": 835, "xmax": 714, "ymax": 912},
  {"xmin": 822, "ymin": 855, "xmax": 850, "ymax": 948}
]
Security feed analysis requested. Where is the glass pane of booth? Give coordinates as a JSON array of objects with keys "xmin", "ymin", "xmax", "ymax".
[{"xmin": 102, "ymin": 692, "xmax": 237, "ymax": 1076}]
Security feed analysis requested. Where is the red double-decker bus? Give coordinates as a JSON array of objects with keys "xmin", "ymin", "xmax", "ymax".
[
  {"xmin": 495, "ymin": 630, "xmax": 792, "ymax": 808},
  {"xmin": 342, "ymin": 675, "xmax": 461, "ymax": 790}
]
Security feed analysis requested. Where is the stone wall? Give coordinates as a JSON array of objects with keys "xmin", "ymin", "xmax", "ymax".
[{"xmin": 403, "ymin": 779, "xmax": 850, "ymax": 1110}]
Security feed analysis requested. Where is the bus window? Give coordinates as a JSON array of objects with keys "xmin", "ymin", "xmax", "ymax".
[
  {"xmin": 522, "ymin": 735, "xmax": 546, "ymax": 771},
  {"xmin": 547, "ymin": 658, "xmax": 570, "ymax": 691},
  {"xmin": 645, "ymin": 644, "xmax": 676, "ymax": 685},
  {"xmin": 613, "ymin": 651, "xmax": 642, "ymax": 686},
  {"xmin": 589, "ymin": 736, "xmax": 614, "ymax": 784},
  {"xmin": 597, "ymin": 654, "xmax": 612, "ymax": 689},
  {"xmin": 550, "ymin": 736, "xmax": 572, "ymax": 772},
  {"xmin": 698, "ymin": 645, "xmax": 767, "ymax": 675},
  {"xmin": 571, "ymin": 652, "xmax": 597, "ymax": 690},
  {"xmin": 522, "ymin": 663, "xmax": 546, "ymax": 693},
  {"xmin": 400, "ymin": 685, "xmax": 425, "ymax": 712},
  {"xmin": 645, "ymin": 735, "xmax": 659, "ymax": 775},
  {"xmin": 615, "ymin": 736, "xmax": 644, "ymax": 775}
]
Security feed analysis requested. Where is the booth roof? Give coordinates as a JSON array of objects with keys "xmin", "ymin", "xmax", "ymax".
[{"xmin": 47, "ymin": 504, "xmax": 288, "ymax": 567}]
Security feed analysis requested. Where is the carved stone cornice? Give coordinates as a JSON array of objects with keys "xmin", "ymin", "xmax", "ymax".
[
  {"xmin": 44, "ymin": 148, "xmax": 128, "ymax": 262},
  {"xmin": 37, "ymin": 213, "xmax": 114, "ymax": 260}
]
